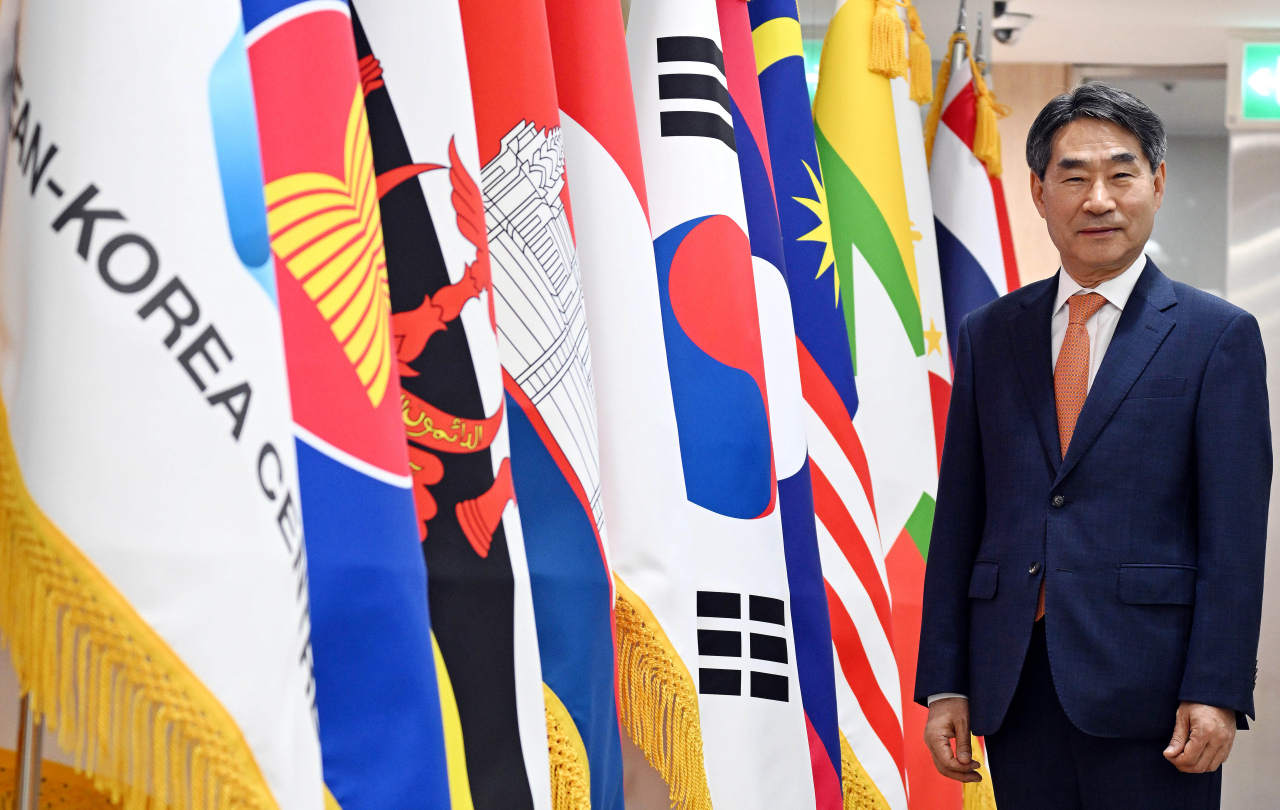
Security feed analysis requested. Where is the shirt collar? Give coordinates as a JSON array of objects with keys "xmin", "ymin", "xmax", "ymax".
[{"xmin": 1054, "ymin": 253, "xmax": 1148, "ymax": 316}]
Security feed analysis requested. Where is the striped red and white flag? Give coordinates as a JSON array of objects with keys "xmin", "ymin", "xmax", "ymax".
[{"xmin": 929, "ymin": 38, "xmax": 1020, "ymax": 362}]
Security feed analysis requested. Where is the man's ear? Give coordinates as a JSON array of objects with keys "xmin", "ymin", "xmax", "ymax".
[
  {"xmin": 1152, "ymin": 160, "xmax": 1166, "ymax": 212},
  {"xmin": 1030, "ymin": 170, "xmax": 1047, "ymax": 219}
]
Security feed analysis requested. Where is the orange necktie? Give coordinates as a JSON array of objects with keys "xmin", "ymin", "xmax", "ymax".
[{"xmin": 1037, "ymin": 292, "xmax": 1106, "ymax": 621}]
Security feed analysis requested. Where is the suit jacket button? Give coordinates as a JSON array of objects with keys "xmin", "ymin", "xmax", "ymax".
[
  {"xmin": 1030, "ymin": 561, "xmax": 1042, "ymax": 575},
  {"xmin": 1051, "ymin": 495, "xmax": 1065, "ymax": 507}
]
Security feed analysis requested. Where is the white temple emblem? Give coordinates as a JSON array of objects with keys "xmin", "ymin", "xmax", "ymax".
[{"xmin": 484, "ymin": 122, "xmax": 603, "ymax": 530}]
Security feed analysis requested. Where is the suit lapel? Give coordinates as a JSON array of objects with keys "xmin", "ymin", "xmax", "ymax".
[
  {"xmin": 1053, "ymin": 263, "xmax": 1177, "ymax": 487},
  {"xmin": 1008, "ymin": 275, "xmax": 1062, "ymax": 477}
]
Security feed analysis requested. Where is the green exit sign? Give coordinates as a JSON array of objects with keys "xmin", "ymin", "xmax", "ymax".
[{"xmin": 1243, "ymin": 42, "xmax": 1280, "ymax": 121}]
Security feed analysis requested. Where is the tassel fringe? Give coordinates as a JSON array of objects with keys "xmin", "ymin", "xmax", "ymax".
[
  {"xmin": 922, "ymin": 30, "xmax": 1008, "ymax": 177},
  {"xmin": 905, "ymin": 3, "xmax": 932, "ymax": 104},
  {"xmin": 0, "ymin": 401, "xmax": 277, "ymax": 810},
  {"xmin": 544, "ymin": 686, "xmax": 591, "ymax": 810},
  {"xmin": 868, "ymin": 0, "xmax": 907, "ymax": 79},
  {"xmin": 923, "ymin": 31, "xmax": 963, "ymax": 165},
  {"xmin": 962, "ymin": 735, "xmax": 998, "ymax": 810},
  {"xmin": 839, "ymin": 732, "xmax": 890, "ymax": 810},
  {"xmin": 869, "ymin": 0, "xmax": 933, "ymax": 105},
  {"xmin": 614, "ymin": 579, "xmax": 711, "ymax": 810},
  {"xmin": 972, "ymin": 69, "xmax": 1010, "ymax": 177}
]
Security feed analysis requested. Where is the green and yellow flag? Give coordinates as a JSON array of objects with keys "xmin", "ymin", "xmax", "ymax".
[
  {"xmin": 814, "ymin": 0, "xmax": 922, "ymax": 368},
  {"xmin": 814, "ymin": 2, "xmax": 998, "ymax": 809},
  {"xmin": 814, "ymin": 0, "xmax": 944, "ymax": 808}
]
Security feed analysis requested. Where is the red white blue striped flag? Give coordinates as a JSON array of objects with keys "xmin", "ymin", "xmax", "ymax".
[{"xmin": 928, "ymin": 40, "xmax": 1020, "ymax": 358}]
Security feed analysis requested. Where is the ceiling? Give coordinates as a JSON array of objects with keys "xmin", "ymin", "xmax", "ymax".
[
  {"xmin": 798, "ymin": 0, "xmax": 976, "ymax": 48},
  {"xmin": 797, "ymin": 0, "xmax": 1280, "ymax": 66}
]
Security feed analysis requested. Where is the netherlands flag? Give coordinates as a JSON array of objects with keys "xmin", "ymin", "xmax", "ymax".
[{"xmin": 929, "ymin": 47, "xmax": 1019, "ymax": 360}]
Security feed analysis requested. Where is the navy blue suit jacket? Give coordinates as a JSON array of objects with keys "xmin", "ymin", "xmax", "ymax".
[{"xmin": 915, "ymin": 261, "xmax": 1271, "ymax": 739}]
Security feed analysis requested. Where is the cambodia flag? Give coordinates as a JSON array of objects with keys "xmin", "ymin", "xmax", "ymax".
[
  {"xmin": 459, "ymin": 0, "xmax": 622, "ymax": 808},
  {"xmin": 241, "ymin": 2, "xmax": 450, "ymax": 807}
]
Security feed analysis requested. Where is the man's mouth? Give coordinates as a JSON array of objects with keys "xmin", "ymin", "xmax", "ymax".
[{"xmin": 1079, "ymin": 226, "xmax": 1121, "ymax": 236}]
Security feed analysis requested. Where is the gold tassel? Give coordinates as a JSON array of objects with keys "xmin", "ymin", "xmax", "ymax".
[
  {"xmin": 868, "ymin": 0, "xmax": 908, "ymax": 79},
  {"xmin": 972, "ymin": 69, "xmax": 1010, "ymax": 177},
  {"xmin": 973, "ymin": 83, "xmax": 1000, "ymax": 175},
  {"xmin": 962, "ymin": 734, "xmax": 998, "ymax": 810},
  {"xmin": 905, "ymin": 2, "xmax": 932, "ymax": 104},
  {"xmin": 0, "ymin": 395, "xmax": 279, "ymax": 810},
  {"xmin": 923, "ymin": 31, "xmax": 964, "ymax": 164},
  {"xmin": 544, "ymin": 685, "xmax": 591, "ymax": 810},
  {"xmin": 839, "ymin": 731, "xmax": 891, "ymax": 810},
  {"xmin": 614, "ymin": 578, "xmax": 712, "ymax": 810}
]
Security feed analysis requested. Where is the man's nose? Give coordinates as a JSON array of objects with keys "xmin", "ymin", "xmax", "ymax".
[{"xmin": 1081, "ymin": 178, "xmax": 1117, "ymax": 215}]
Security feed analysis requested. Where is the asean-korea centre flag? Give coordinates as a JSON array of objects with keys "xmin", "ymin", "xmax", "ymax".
[{"xmin": 0, "ymin": 2, "xmax": 324, "ymax": 808}]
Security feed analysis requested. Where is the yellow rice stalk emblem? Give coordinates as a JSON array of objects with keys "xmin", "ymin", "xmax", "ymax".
[{"xmin": 265, "ymin": 88, "xmax": 392, "ymax": 407}]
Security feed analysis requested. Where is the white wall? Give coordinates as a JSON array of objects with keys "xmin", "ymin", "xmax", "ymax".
[
  {"xmin": 1148, "ymin": 136, "xmax": 1230, "ymax": 295},
  {"xmin": 1223, "ymin": 130, "xmax": 1280, "ymax": 810}
]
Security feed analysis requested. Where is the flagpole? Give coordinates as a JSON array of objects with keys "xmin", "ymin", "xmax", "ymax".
[
  {"xmin": 974, "ymin": 11, "xmax": 988, "ymax": 77},
  {"xmin": 14, "ymin": 694, "xmax": 43, "ymax": 810},
  {"xmin": 952, "ymin": 0, "xmax": 970, "ymax": 69}
]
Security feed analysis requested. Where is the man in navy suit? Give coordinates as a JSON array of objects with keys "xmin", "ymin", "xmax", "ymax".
[{"xmin": 916, "ymin": 83, "xmax": 1270, "ymax": 809}]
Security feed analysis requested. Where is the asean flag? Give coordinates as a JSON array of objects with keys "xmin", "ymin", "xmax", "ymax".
[{"xmin": 242, "ymin": 2, "xmax": 451, "ymax": 808}]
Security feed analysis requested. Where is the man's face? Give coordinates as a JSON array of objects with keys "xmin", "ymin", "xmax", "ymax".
[{"xmin": 1030, "ymin": 118, "xmax": 1165, "ymax": 279}]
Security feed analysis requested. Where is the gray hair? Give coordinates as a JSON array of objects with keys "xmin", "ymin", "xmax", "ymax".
[{"xmin": 1025, "ymin": 83, "xmax": 1167, "ymax": 179}]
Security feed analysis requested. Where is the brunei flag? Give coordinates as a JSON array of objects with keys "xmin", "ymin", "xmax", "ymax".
[
  {"xmin": 348, "ymin": 2, "xmax": 552, "ymax": 808},
  {"xmin": 0, "ymin": 1, "xmax": 325, "ymax": 808},
  {"xmin": 812, "ymin": 0, "xmax": 952, "ymax": 807},
  {"xmin": 242, "ymin": 2, "xmax": 452, "ymax": 808},
  {"xmin": 628, "ymin": 0, "xmax": 816, "ymax": 806},
  {"xmin": 459, "ymin": 1, "xmax": 624, "ymax": 809}
]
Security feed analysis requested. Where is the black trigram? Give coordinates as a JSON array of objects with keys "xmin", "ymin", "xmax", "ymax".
[
  {"xmin": 656, "ymin": 36, "xmax": 736, "ymax": 152},
  {"xmin": 696, "ymin": 591, "xmax": 789, "ymax": 701}
]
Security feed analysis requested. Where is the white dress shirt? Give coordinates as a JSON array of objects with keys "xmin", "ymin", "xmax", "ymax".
[
  {"xmin": 926, "ymin": 254, "xmax": 1149, "ymax": 707},
  {"xmin": 1049, "ymin": 253, "xmax": 1147, "ymax": 389}
]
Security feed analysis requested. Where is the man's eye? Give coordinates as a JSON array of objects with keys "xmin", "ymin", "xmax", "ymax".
[{"xmin": 1113, "ymin": 172, "xmax": 1133, "ymax": 179}]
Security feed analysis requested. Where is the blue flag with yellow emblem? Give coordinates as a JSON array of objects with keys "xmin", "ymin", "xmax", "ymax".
[{"xmin": 240, "ymin": 1, "xmax": 453, "ymax": 807}]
